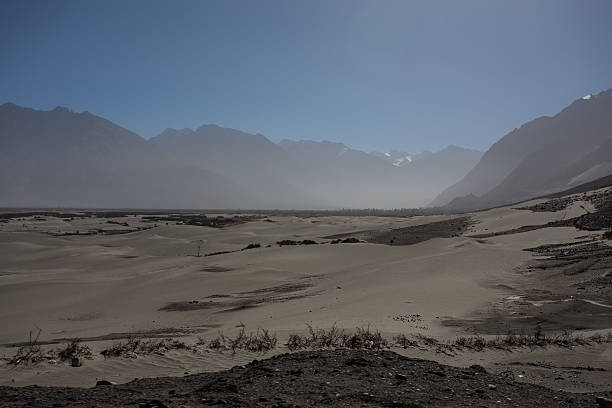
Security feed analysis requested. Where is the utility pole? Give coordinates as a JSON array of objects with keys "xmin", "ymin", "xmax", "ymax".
[{"xmin": 194, "ymin": 239, "xmax": 204, "ymax": 257}]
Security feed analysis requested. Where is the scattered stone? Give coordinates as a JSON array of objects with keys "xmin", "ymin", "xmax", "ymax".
[{"xmin": 470, "ymin": 364, "xmax": 487, "ymax": 374}]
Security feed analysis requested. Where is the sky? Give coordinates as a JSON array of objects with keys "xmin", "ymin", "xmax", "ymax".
[{"xmin": 2, "ymin": 0, "xmax": 612, "ymax": 154}]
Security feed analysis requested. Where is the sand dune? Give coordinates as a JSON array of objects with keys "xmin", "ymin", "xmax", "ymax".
[{"xmin": 1, "ymin": 195, "xmax": 611, "ymax": 390}]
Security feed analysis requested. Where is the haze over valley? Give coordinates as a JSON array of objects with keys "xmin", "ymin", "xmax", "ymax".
[
  {"xmin": 4, "ymin": 88, "xmax": 612, "ymax": 211},
  {"xmin": 0, "ymin": 102, "xmax": 483, "ymax": 209}
]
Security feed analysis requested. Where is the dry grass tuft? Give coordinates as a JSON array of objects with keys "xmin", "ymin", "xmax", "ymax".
[
  {"xmin": 285, "ymin": 325, "xmax": 612, "ymax": 355},
  {"xmin": 286, "ymin": 325, "xmax": 388, "ymax": 351},
  {"xmin": 208, "ymin": 328, "xmax": 278, "ymax": 353},
  {"xmin": 409, "ymin": 329, "xmax": 612, "ymax": 354},
  {"xmin": 5, "ymin": 330, "xmax": 52, "ymax": 366},
  {"xmin": 242, "ymin": 243, "xmax": 261, "ymax": 250},
  {"xmin": 100, "ymin": 337, "xmax": 190, "ymax": 358},
  {"xmin": 57, "ymin": 338, "xmax": 93, "ymax": 361},
  {"xmin": 392, "ymin": 333, "xmax": 419, "ymax": 348}
]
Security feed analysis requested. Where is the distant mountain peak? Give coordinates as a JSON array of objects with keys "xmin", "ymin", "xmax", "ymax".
[
  {"xmin": 278, "ymin": 139, "xmax": 349, "ymax": 153},
  {"xmin": 159, "ymin": 127, "xmax": 194, "ymax": 136},
  {"xmin": 196, "ymin": 123, "xmax": 222, "ymax": 131},
  {"xmin": 1, "ymin": 101, "xmax": 18, "ymax": 108}
]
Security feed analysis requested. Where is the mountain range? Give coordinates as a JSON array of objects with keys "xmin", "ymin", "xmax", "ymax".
[
  {"xmin": 432, "ymin": 88, "xmax": 612, "ymax": 209},
  {"xmin": 0, "ymin": 103, "xmax": 482, "ymax": 209},
  {"xmin": 4, "ymin": 88, "xmax": 610, "ymax": 211}
]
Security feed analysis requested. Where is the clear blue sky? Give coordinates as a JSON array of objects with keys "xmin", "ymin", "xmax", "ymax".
[{"xmin": 2, "ymin": 0, "xmax": 612, "ymax": 153}]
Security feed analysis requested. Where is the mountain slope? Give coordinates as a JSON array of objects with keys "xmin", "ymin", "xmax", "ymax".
[
  {"xmin": 1, "ymin": 102, "xmax": 482, "ymax": 209},
  {"xmin": 432, "ymin": 89, "xmax": 612, "ymax": 208},
  {"xmin": 150, "ymin": 126, "xmax": 318, "ymax": 208},
  {"xmin": 0, "ymin": 103, "xmax": 245, "ymax": 208}
]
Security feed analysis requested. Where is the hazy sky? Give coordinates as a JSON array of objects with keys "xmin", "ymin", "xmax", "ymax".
[{"xmin": 2, "ymin": 0, "xmax": 612, "ymax": 153}]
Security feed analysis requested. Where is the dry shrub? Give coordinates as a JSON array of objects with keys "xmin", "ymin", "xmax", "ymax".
[
  {"xmin": 393, "ymin": 334, "xmax": 418, "ymax": 348},
  {"xmin": 447, "ymin": 328, "xmax": 612, "ymax": 352},
  {"xmin": 388, "ymin": 326, "xmax": 612, "ymax": 355},
  {"xmin": 5, "ymin": 330, "xmax": 52, "ymax": 366},
  {"xmin": 208, "ymin": 329, "xmax": 277, "ymax": 353},
  {"xmin": 344, "ymin": 326, "xmax": 389, "ymax": 349},
  {"xmin": 208, "ymin": 335, "xmax": 225, "ymax": 350},
  {"xmin": 414, "ymin": 334, "xmax": 440, "ymax": 347},
  {"xmin": 57, "ymin": 338, "xmax": 93, "ymax": 361},
  {"xmin": 286, "ymin": 325, "xmax": 387, "ymax": 350},
  {"xmin": 242, "ymin": 243, "xmax": 261, "ymax": 250},
  {"xmin": 286, "ymin": 324, "xmax": 347, "ymax": 351},
  {"xmin": 101, "ymin": 337, "xmax": 189, "ymax": 358},
  {"xmin": 330, "ymin": 238, "xmax": 360, "ymax": 244}
]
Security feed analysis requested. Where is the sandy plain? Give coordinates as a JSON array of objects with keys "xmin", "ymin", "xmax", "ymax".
[{"xmin": 0, "ymin": 192, "xmax": 611, "ymax": 394}]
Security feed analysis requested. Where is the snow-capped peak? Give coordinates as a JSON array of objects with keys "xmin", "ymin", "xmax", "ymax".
[
  {"xmin": 337, "ymin": 147, "xmax": 349, "ymax": 157},
  {"xmin": 582, "ymin": 94, "xmax": 592, "ymax": 100},
  {"xmin": 392, "ymin": 155, "xmax": 413, "ymax": 167}
]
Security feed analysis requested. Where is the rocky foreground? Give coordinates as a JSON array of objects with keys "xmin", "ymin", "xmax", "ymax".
[{"xmin": 2, "ymin": 350, "xmax": 611, "ymax": 407}]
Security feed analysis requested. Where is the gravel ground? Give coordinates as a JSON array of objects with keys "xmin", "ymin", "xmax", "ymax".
[{"xmin": 1, "ymin": 349, "xmax": 609, "ymax": 407}]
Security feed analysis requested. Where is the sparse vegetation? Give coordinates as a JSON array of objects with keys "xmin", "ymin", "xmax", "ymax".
[
  {"xmin": 142, "ymin": 214, "xmax": 259, "ymax": 228},
  {"xmin": 282, "ymin": 325, "xmax": 612, "ymax": 354},
  {"xmin": 204, "ymin": 250, "xmax": 234, "ymax": 257},
  {"xmin": 392, "ymin": 333, "xmax": 419, "ymax": 348},
  {"xmin": 400, "ymin": 329, "xmax": 612, "ymax": 354},
  {"xmin": 277, "ymin": 239, "xmax": 319, "ymax": 246},
  {"xmin": 286, "ymin": 325, "xmax": 388, "ymax": 351},
  {"xmin": 447, "ymin": 330, "xmax": 611, "ymax": 352},
  {"xmin": 207, "ymin": 328, "xmax": 278, "ymax": 353},
  {"xmin": 344, "ymin": 326, "xmax": 389, "ymax": 349},
  {"xmin": 57, "ymin": 338, "xmax": 93, "ymax": 361},
  {"xmin": 4, "ymin": 330, "xmax": 50, "ymax": 366},
  {"xmin": 4, "ymin": 332, "xmax": 96, "ymax": 366},
  {"xmin": 286, "ymin": 324, "xmax": 347, "ymax": 350},
  {"xmin": 277, "ymin": 240, "xmax": 298, "ymax": 246},
  {"xmin": 100, "ymin": 337, "xmax": 190, "ymax": 358},
  {"xmin": 242, "ymin": 243, "xmax": 261, "ymax": 250},
  {"xmin": 329, "ymin": 237, "xmax": 361, "ymax": 244},
  {"xmin": 7, "ymin": 325, "xmax": 611, "ymax": 369}
]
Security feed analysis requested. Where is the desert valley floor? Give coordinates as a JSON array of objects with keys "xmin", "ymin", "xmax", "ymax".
[{"xmin": 1, "ymin": 187, "xmax": 611, "ymax": 406}]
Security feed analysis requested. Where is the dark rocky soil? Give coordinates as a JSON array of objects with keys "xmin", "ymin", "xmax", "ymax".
[
  {"xmin": 159, "ymin": 278, "xmax": 319, "ymax": 313},
  {"xmin": 515, "ymin": 196, "xmax": 577, "ymax": 212},
  {"xmin": 324, "ymin": 217, "xmax": 471, "ymax": 246},
  {"xmin": 1, "ymin": 350, "xmax": 608, "ymax": 407},
  {"xmin": 514, "ymin": 187, "xmax": 612, "ymax": 231}
]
